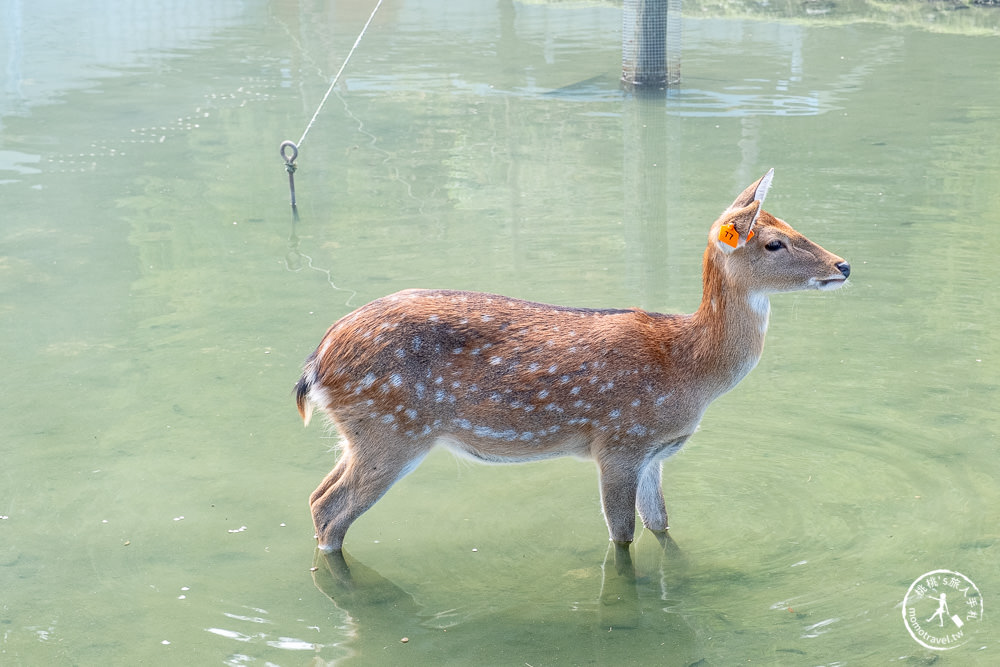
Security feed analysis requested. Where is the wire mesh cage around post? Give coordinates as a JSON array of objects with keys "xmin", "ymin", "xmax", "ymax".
[{"xmin": 622, "ymin": 0, "xmax": 681, "ymax": 91}]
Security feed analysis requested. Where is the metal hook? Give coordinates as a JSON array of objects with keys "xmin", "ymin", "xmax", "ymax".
[
  {"xmin": 280, "ymin": 141, "xmax": 299, "ymax": 207},
  {"xmin": 280, "ymin": 140, "xmax": 299, "ymax": 170}
]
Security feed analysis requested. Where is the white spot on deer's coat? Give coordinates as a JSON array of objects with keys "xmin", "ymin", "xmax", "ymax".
[
  {"xmin": 627, "ymin": 424, "xmax": 648, "ymax": 437},
  {"xmin": 538, "ymin": 389, "xmax": 550, "ymax": 399},
  {"xmin": 415, "ymin": 382, "xmax": 426, "ymax": 399},
  {"xmin": 473, "ymin": 425, "xmax": 519, "ymax": 441},
  {"xmin": 390, "ymin": 373, "xmax": 403, "ymax": 388}
]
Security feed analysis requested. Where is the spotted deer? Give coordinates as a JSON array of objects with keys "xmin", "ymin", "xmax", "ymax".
[{"xmin": 295, "ymin": 169, "xmax": 850, "ymax": 552}]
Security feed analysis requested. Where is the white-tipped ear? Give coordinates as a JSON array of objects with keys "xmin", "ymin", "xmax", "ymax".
[
  {"xmin": 727, "ymin": 168, "xmax": 776, "ymax": 216},
  {"xmin": 750, "ymin": 168, "xmax": 774, "ymax": 224},
  {"xmin": 754, "ymin": 168, "xmax": 774, "ymax": 205}
]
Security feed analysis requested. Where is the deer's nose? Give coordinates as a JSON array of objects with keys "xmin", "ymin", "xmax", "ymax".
[{"xmin": 836, "ymin": 262, "xmax": 851, "ymax": 279}]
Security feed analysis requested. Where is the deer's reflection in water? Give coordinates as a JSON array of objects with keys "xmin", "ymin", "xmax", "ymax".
[{"xmin": 310, "ymin": 530, "xmax": 695, "ymax": 662}]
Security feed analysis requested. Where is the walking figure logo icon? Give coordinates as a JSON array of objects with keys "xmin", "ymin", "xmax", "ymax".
[
  {"xmin": 925, "ymin": 593, "xmax": 952, "ymax": 627},
  {"xmin": 903, "ymin": 569, "xmax": 982, "ymax": 650}
]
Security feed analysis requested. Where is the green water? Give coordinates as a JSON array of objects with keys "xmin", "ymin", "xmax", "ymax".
[{"xmin": 2, "ymin": 1, "xmax": 998, "ymax": 664}]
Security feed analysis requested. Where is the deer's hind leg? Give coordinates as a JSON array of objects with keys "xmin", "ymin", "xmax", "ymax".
[
  {"xmin": 635, "ymin": 437, "xmax": 688, "ymax": 536},
  {"xmin": 635, "ymin": 460, "xmax": 668, "ymax": 532},
  {"xmin": 310, "ymin": 426, "xmax": 431, "ymax": 552}
]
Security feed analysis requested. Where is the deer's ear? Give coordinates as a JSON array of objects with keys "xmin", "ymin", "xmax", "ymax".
[
  {"xmin": 726, "ymin": 168, "xmax": 774, "ymax": 219},
  {"xmin": 715, "ymin": 201, "xmax": 761, "ymax": 253}
]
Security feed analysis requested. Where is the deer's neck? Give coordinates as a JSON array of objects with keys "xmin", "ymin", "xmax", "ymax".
[{"xmin": 687, "ymin": 250, "xmax": 770, "ymax": 392}]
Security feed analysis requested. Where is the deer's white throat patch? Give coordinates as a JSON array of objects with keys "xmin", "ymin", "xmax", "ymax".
[{"xmin": 748, "ymin": 292, "xmax": 771, "ymax": 333}]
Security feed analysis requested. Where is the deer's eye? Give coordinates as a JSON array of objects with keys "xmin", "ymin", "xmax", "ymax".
[{"xmin": 765, "ymin": 240, "xmax": 785, "ymax": 251}]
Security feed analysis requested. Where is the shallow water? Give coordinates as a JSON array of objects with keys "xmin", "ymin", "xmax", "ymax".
[{"xmin": 2, "ymin": 1, "xmax": 999, "ymax": 664}]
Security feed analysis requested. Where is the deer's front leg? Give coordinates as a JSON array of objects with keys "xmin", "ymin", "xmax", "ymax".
[{"xmin": 597, "ymin": 455, "xmax": 641, "ymax": 545}]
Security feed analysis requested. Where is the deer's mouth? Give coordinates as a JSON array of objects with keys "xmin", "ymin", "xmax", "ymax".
[{"xmin": 814, "ymin": 276, "xmax": 847, "ymax": 290}]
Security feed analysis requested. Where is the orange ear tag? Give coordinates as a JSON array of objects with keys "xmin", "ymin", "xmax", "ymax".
[
  {"xmin": 718, "ymin": 223, "xmax": 739, "ymax": 248},
  {"xmin": 719, "ymin": 224, "xmax": 754, "ymax": 248}
]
